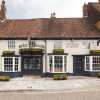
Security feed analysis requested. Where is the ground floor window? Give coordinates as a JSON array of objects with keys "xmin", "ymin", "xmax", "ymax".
[
  {"xmin": 3, "ymin": 57, "xmax": 20, "ymax": 72},
  {"xmin": 4, "ymin": 58, "xmax": 13, "ymax": 71},
  {"xmin": 48, "ymin": 55, "xmax": 67, "ymax": 73},
  {"xmin": 85, "ymin": 56, "xmax": 100, "ymax": 71}
]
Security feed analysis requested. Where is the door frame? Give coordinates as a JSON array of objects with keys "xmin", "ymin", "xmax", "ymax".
[
  {"xmin": 73, "ymin": 55, "xmax": 85, "ymax": 75},
  {"xmin": 21, "ymin": 55, "xmax": 43, "ymax": 75}
]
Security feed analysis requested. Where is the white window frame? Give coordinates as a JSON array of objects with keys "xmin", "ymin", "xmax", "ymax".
[
  {"xmin": 2, "ymin": 57, "xmax": 21, "ymax": 72},
  {"xmin": 4, "ymin": 57, "xmax": 13, "ymax": 72},
  {"xmin": 48, "ymin": 55, "xmax": 67, "ymax": 73},
  {"xmin": 85, "ymin": 56, "xmax": 100, "ymax": 72}
]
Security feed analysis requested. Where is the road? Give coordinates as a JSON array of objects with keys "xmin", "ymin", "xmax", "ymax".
[{"xmin": 0, "ymin": 91, "xmax": 100, "ymax": 100}]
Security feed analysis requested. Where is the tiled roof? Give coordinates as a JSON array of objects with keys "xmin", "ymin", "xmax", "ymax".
[{"xmin": 0, "ymin": 18, "xmax": 99, "ymax": 39}]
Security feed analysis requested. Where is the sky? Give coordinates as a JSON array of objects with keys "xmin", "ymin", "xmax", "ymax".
[{"xmin": 1, "ymin": 0, "xmax": 98, "ymax": 19}]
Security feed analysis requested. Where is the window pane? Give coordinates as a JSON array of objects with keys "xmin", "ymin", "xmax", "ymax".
[
  {"xmin": 4, "ymin": 58, "xmax": 13, "ymax": 71},
  {"xmin": 15, "ymin": 58, "xmax": 19, "ymax": 71},
  {"xmin": 15, "ymin": 58, "xmax": 18, "ymax": 64},
  {"xmin": 49, "ymin": 56, "xmax": 53, "ymax": 72},
  {"xmin": 64, "ymin": 56, "xmax": 67, "ymax": 72},
  {"xmin": 15, "ymin": 65, "xmax": 18, "ymax": 71},
  {"xmin": 85, "ymin": 56, "xmax": 90, "ymax": 70},
  {"xmin": 92, "ymin": 56, "xmax": 100, "ymax": 70},
  {"xmin": 54, "ymin": 56, "xmax": 63, "ymax": 72}
]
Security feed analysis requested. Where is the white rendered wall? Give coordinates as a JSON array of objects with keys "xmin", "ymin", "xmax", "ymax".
[
  {"xmin": 0, "ymin": 40, "xmax": 8, "ymax": 71},
  {"xmin": 46, "ymin": 39, "xmax": 98, "ymax": 73},
  {"xmin": 0, "ymin": 39, "xmax": 99, "ymax": 73}
]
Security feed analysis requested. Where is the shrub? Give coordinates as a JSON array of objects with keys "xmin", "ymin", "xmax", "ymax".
[
  {"xmin": 0, "ymin": 76, "xmax": 10, "ymax": 81},
  {"xmin": 53, "ymin": 73, "xmax": 67, "ymax": 80},
  {"xmin": 97, "ymin": 73, "xmax": 100, "ymax": 78}
]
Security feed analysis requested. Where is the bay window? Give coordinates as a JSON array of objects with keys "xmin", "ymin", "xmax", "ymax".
[
  {"xmin": 48, "ymin": 55, "xmax": 67, "ymax": 73},
  {"xmin": 3, "ymin": 57, "xmax": 20, "ymax": 72},
  {"xmin": 4, "ymin": 58, "xmax": 13, "ymax": 71},
  {"xmin": 85, "ymin": 56, "xmax": 100, "ymax": 71}
]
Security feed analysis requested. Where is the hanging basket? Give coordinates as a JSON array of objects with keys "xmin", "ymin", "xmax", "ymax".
[{"xmin": 19, "ymin": 48, "xmax": 44, "ymax": 55}]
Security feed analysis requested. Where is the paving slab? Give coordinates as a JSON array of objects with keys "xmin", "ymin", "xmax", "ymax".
[{"xmin": 0, "ymin": 76, "xmax": 100, "ymax": 92}]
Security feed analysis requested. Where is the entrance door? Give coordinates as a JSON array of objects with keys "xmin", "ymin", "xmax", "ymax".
[
  {"xmin": 22, "ymin": 56, "xmax": 42, "ymax": 75},
  {"xmin": 73, "ymin": 56, "xmax": 84, "ymax": 75}
]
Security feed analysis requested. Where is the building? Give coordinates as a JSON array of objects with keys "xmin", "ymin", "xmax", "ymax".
[{"xmin": 0, "ymin": 0, "xmax": 100, "ymax": 77}]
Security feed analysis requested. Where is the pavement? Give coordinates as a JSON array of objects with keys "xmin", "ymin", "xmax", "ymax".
[{"xmin": 0, "ymin": 76, "xmax": 100, "ymax": 92}]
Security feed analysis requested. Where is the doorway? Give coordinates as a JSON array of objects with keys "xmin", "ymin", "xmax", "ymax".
[
  {"xmin": 73, "ymin": 56, "xmax": 85, "ymax": 75},
  {"xmin": 22, "ymin": 56, "xmax": 42, "ymax": 75}
]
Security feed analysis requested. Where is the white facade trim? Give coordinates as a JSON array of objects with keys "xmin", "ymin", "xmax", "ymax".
[
  {"xmin": 48, "ymin": 55, "xmax": 67, "ymax": 73},
  {"xmin": 2, "ymin": 57, "xmax": 21, "ymax": 72},
  {"xmin": 85, "ymin": 56, "xmax": 100, "ymax": 72}
]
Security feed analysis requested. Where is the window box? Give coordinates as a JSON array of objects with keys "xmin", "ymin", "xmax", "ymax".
[
  {"xmin": 53, "ymin": 48, "xmax": 64, "ymax": 54},
  {"xmin": 90, "ymin": 50, "xmax": 100, "ymax": 55},
  {"xmin": 53, "ymin": 73, "xmax": 67, "ymax": 80},
  {"xmin": 2, "ymin": 51, "xmax": 15, "ymax": 56}
]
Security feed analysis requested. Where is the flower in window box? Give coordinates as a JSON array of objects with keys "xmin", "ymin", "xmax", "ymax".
[
  {"xmin": 90, "ymin": 50, "xmax": 100, "ymax": 54},
  {"xmin": 53, "ymin": 48, "xmax": 64, "ymax": 54}
]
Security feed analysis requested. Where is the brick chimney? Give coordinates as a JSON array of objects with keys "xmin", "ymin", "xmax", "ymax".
[
  {"xmin": 50, "ymin": 12, "xmax": 56, "ymax": 21},
  {"xmin": 0, "ymin": 0, "xmax": 6, "ymax": 21}
]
